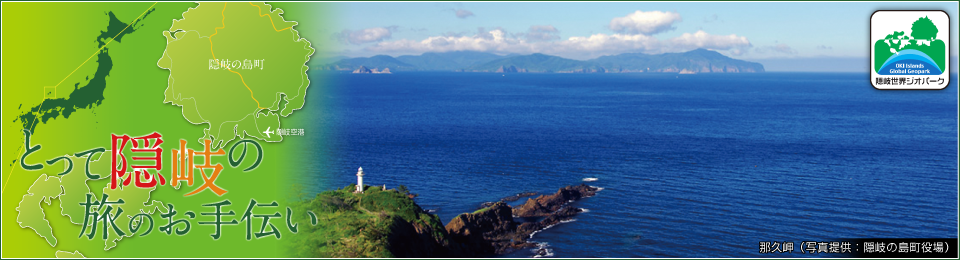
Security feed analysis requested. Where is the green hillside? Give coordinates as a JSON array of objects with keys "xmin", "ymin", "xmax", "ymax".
[{"xmin": 287, "ymin": 185, "xmax": 449, "ymax": 257}]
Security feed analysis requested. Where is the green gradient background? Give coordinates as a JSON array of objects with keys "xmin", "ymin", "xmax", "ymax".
[{"xmin": 2, "ymin": 2, "xmax": 335, "ymax": 257}]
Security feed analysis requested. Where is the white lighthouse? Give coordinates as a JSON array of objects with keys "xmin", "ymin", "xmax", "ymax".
[{"xmin": 356, "ymin": 167, "xmax": 365, "ymax": 193}]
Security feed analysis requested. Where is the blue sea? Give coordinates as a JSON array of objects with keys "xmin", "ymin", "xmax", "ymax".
[{"xmin": 298, "ymin": 72, "xmax": 958, "ymax": 258}]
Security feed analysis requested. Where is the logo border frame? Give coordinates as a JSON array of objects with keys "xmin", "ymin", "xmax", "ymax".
[{"xmin": 869, "ymin": 10, "xmax": 951, "ymax": 91}]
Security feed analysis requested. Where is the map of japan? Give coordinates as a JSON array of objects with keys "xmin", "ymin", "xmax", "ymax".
[{"xmin": 158, "ymin": 2, "xmax": 313, "ymax": 149}]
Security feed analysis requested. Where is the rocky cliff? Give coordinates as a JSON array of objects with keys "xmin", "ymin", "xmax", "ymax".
[
  {"xmin": 444, "ymin": 184, "xmax": 600, "ymax": 256},
  {"xmin": 290, "ymin": 184, "xmax": 599, "ymax": 257},
  {"xmin": 512, "ymin": 184, "xmax": 599, "ymax": 217},
  {"xmin": 352, "ymin": 65, "xmax": 372, "ymax": 74}
]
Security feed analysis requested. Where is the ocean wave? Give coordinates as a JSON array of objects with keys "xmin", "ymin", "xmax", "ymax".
[
  {"xmin": 528, "ymin": 217, "xmax": 580, "ymax": 239},
  {"xmin": 579, "ymin": 208, "xmax": 590, "ymax": 213},
  {"xmin": 529, "ymin": 223, "xmax": 558, "ymax": 239},
  {"xmin": 531, "ymin": 242, "xmax": 554, "ymax": 258},
  {"xmin": 590, "ymin": 185, "xmax": 604, "ymax": 191}
]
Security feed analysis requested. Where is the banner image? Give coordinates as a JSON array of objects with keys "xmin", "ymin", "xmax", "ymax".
[{"xmin": 2, "ymin": 1, "xmax": 957, "ymax": 258}]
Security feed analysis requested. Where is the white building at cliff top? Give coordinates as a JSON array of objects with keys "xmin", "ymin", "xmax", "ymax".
[{"xmin": 356, "ymin": 167, "xmax": 365, "ymax": 193}]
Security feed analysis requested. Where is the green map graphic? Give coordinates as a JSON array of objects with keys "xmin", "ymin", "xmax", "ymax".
[
  {"xmin": 874, "ymin": 16, "xmax": 946, "ymax": 72},
  {"xmin": 55, "ymin": 250, "xmax": 85, "ymax": 258},
  {"xmin": 158, "ymin": 2, "xmax": 314, "ymax": 149},
  {"xmin": 8, "ymin": 2, "xmax": 313, "ymax": 256},
  {"xmin": 16, "ymin": 11, "xmax": 151, "ymax": 134},
  {"xmin": 16, "ymin": 151, "xmax": 164, "ymax": 251},
  {"xmin": 11, "ymin": 7, "xmax": 167, "ymax": 254}
]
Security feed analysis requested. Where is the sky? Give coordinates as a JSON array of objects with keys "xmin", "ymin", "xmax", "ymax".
[{"xmin": 301, "ymin": 1, "xmax": 959, "ymax": 67}]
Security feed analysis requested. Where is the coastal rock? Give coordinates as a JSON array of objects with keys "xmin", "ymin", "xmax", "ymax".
[
  {"xmin": 504, "ymin": 192, "xmax": 539, "ymax": 202},
  {"xmin": 387, "ymin": 215, "xmax": 451, "ymax": 257},
  {"xmin": 513, "ymin": 184, "xmax": 598, "ymax": 217},
  {"xmin": 478, "ymin": 192, "xmax": 538, "ymax": 209},
  {"xmin": 515, "ymin": 206, "xmax": 582, "ymax": 236},
  {"xmin": 351, "ymin": 66, "xmax": 393, "ymax": 74},
  {"xmin": 385, "ymin": 207, "xmax": 483, "ymax": 258},
  {"xmin": 445, "ymin": 202, "xmax": 516, "ymax": 255},
  {"xmin": 444, "ymin": 184, "xmax": 599, "ymax": 256},
  {"xmin": 352, "ymin": 65, "xmax": 372, "ymax": 74}
]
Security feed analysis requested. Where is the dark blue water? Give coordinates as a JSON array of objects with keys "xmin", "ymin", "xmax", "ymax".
[{"xmin": 298, "ymin": 72, "xmax": 958, "ymax": 257}]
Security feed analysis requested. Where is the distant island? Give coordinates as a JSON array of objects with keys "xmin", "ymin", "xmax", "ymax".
[
  {"xmin": 352, "ymin": 65, "xmax": 392, "ymax": 74},
  {"xmin": 288, "ymin": 183, "xmax": 600, "ymax": 257},
  {"xmin": 319, "ymin": 49, "xmax": 764, "ymax": 73}
]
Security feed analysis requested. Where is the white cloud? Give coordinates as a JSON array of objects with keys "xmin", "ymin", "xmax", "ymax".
[
  {"xmin": 368, "ymin": 28, "xmax": 528, "ymax": 54},
  {"xmin": 349, "ymin": 10, "xmax": 756, "ymax": 59},
  {"xmin": 338, "ymin": 26, "xmax": 397, "ymax": 45},
  {"xmin": 609, "ymin": 10, "xmax": 683, "ymax": 35},
  {"xmin": 550, "ymin": 33, "xmax": 661, "ymax": 57},
  {"xmin": 455, "ymin": 9, "xmax": 474, "ymax": 19},
  {"xmin": 366, "ymin": 28, "xmax": 751, "ymax": 60},
  {"xmin": 665, "ymin": 30, "xmax": 752, "ymax": 52},
  {"xmin": 530, "ymin": 25, "xmax": 558, "ymax": 33}
]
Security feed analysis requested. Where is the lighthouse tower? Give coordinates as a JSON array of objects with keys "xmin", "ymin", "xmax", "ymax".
[{"xmin": 356, "ymin": 167, "xmax": 365, "ymax": 193}]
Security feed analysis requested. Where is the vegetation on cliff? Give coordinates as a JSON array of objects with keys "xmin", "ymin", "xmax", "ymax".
[
  {"xmin": 287, "ymin": 184, "xmax": 452, "ymax": 257},
  {"xmin": 287, "ymin": 183, "xmax": 600, "ymax": 257}
]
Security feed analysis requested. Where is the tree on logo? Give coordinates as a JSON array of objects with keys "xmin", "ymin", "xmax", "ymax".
[{"xmin": 910, "ymin": 16, "xmax": 938, "ymax": 41}]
